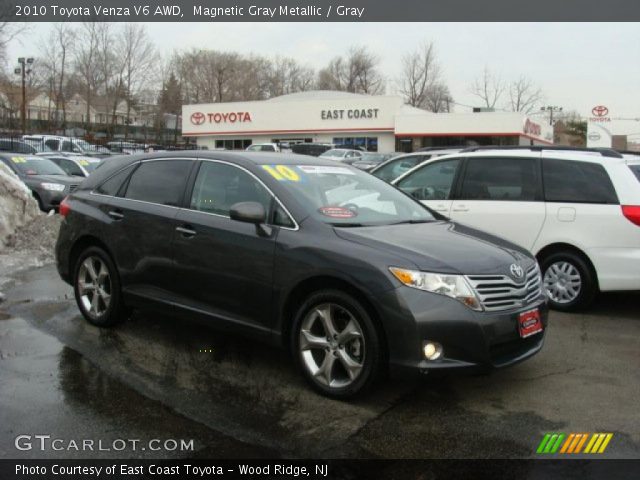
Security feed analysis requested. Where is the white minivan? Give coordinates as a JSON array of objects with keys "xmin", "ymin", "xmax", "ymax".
[{"xmin": 393, "ymin": 146, "xmax": 640, "ymax": 310}]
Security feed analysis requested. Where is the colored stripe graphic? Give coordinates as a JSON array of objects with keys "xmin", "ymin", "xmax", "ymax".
[{"xmin": 537, "ymin": 433, "xmax": 613, "ymax": 454}]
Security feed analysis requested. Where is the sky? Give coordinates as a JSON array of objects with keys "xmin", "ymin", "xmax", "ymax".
[{"xmin": 6, "ymin": 22, "xmax": 640, "ymax": 120}]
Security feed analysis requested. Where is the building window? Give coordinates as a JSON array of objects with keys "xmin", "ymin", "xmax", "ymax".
[
  {"xmin": 332, "ymin": 137, "xmax": 378, "ymax": 152},
  {"xmin": 215, "ymin": 139, "xmax": 252, "ymax": 150}
]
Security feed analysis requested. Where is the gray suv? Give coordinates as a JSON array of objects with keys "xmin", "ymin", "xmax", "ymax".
[{"xmin": 55, "ymin": 152, "xmax": 548, "ymax": 398}]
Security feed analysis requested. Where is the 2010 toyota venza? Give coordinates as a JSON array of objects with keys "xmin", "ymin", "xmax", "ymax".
[{"xmin": 55, "ymin": 152, "xmax": 548, "ymax": 398}]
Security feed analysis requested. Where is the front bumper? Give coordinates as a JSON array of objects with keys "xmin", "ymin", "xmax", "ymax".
[
  {"xmin": 36, "ymin": 189, "xmax": 67, "ymax": 211},
  {"xmin": 376, "ymin": 286, "xmax": 548, "ymax": 375}
]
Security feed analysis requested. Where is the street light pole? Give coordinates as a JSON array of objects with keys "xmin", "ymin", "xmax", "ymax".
[
  {"xmin": 16, "ymin": 57, "xmax": 34, "ymax": 135},
  {"xmin": 540, "ymin": 105, "xmax": 563, "ymax": 126}
]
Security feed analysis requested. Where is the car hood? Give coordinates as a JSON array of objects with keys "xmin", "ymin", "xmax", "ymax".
[
  {"xmin": 22, "ymin": 174, "xmax": 81, "ymax": 186},
  {"xmin": 334, "ymin": 220, "xmax": 534, "ymax": 275}
]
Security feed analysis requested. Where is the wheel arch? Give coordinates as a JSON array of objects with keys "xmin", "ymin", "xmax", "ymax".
[
  {"xmin": 535, "ymin": 242, "xmax": 599, "ymax": 289},
  {"xmin": 279, "ymin": 275, "xmax": 389, "ymax": 362},
  {"xmin": 68, "ymin": 235, "xmax": 117, "ymax": 282}
]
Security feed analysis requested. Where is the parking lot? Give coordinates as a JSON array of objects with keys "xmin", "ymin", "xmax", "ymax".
[{"xmin": 1, "ymin": 264, "xmax": 638, "ymax": 459}]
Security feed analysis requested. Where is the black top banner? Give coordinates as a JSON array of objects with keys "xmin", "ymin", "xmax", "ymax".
[{"xmin": 2, "ymin": 0, "xmax": 640, "ymax": 21}]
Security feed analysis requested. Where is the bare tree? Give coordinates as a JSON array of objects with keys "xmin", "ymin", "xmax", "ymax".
[
  {"xmin": 74, "ymin": 23, "xmax": 102, "ymax": 130},
  {"xmin": 470, "ymin": 67, "xmax": 505, "ymax": 109},
  {"xmin": 38, "ymin": 24, "xmax": 76, "ymax": 127},
  {"xmin": 0, "ymin": 22, "xmax": 29, "ymax": 65},
  {"xmin": 266, "ymin": 56, "xmax": 314, "ymax": 97},
  {"xmin": 508, "ymin": 76, "xmax": 543, "ymax": 113},
  {"xmin": 119, "ymin": 23, "xmax": 159, "ymax": 138},
  {"xmin": 318, "ymin": 46, "xmax": 385, "ymax": 94},
  {"xmin": 424, "ymin": 82, "xmax": 454, "ymax": 113},
  {"xmin": 399, "ymin": 41, "xmax": 441, "ymax": 108}
]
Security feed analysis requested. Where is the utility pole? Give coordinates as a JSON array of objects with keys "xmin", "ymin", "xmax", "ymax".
[
  {"xmin": 15, "ymin": 57, "xmax": 34, "ymax": 135},
  {"xmin": 540, "ymin": 105, "xmax": 563, "ymax": 126}
]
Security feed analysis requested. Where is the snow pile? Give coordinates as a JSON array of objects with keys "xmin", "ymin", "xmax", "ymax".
[{"xmin": 0, "ymin": 163, "xmax": 40, "ymax": 248}]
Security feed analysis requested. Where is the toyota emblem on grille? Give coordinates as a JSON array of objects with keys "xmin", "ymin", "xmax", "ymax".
[{"xmin": 510, "ymin": 264, "xmax": 524, "ymax": 279}]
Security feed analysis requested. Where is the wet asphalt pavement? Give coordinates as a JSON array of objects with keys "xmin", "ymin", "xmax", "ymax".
[{"xmin": 1, "ymin": 265, "xmax": 639, "ymax": 459}]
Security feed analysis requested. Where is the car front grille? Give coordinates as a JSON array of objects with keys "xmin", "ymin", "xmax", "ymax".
[{"xmin": 466, "ymin": 263, "xmax": 543, "ymax": 312}]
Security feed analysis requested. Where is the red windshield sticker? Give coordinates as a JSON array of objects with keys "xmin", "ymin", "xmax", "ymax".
[{"xmin": 318, "ymin": 206, "xmax": 357, "ymax": 218}]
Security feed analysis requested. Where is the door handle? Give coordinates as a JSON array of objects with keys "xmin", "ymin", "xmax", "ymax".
[
  {"xmin": 108, "ymin": 210, "xmax": 124, "ymax": 220},
  {"xmin": 452, "ymin": 205, "xmax": 469, "ymax": 212},
  {"xmin": 433, "ymin": 204, "xmax": 448, "ymax": 211},
  {"xmin": 176, "ymin": 225, "xmax": 196, "ymax": 237}
]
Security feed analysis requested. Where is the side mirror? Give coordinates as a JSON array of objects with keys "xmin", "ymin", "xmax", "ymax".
[{"xmin": 229, "ymin": 201, "xmax": 266, "ymax": 224}]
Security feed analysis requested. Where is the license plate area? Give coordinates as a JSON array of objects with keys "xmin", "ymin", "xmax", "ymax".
[{"xmin": 518, "ymin": 308, "xmax": 543, "ymax": 338}]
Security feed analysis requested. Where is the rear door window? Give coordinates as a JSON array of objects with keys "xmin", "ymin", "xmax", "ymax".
[
  {"xmin": 460, "ymin": 157, "xmax": 540, "ymax": 201},
  {"xmin": 543, "ymin": 158, "xmax": 618, "ymax": 204},
  {"xmin": 124, "ymin": 160, "xmax": 191, "ymax": 206}
]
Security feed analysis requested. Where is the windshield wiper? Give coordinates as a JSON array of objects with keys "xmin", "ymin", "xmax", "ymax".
[
  {"xmin": 389, "ymin": 219, "xmax": 433, "ymax": 225},
  {"xmin": 332, "ymin": 222, "xmax": 364, "ymax": 227}
]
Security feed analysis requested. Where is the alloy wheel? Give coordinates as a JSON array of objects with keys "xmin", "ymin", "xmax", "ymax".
[
  {"xmin": 543, "ymin": 261, "xmax": 582, "ymax": 304},
  {"xmin": 77, "ymin": 256, "xmax": 112, "ymax": 318},
  {"xmin": 299, "ymin": 303, "xmax": 365, "ymax": 389}
]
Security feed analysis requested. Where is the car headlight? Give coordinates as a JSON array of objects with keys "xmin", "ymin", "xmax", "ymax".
[
  {"xmin": 41, "ymin": 182, "xmax": 66, "ymax": 192},
  {"xmin": 389, "ymin": 267, "xmax": 482, "ymax": 311}
]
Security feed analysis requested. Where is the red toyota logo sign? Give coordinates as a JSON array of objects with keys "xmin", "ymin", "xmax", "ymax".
[
  {"xmin": 190, "ymin": 112, "xmax": 206, "ymax": 125},
  {"xmin": 591, "ymin": 105, "xmax": 609, "ymax": 117}
]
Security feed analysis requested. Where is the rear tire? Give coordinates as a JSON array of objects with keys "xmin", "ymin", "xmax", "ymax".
[
  {"xmin": 73, "ymin": 246, "xmax": 128, "ymax": 327},
  {"xmin": 540, "ymin": 251, "xmax": 597, "ymax": 311},
  {"xmin": 290, "ymin": 289, "xmax": 383, "ymax": 399}
]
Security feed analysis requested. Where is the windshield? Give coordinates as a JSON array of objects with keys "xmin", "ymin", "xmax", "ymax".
[
  {"xmin": 76, "ymin": 140, "xmax": 109, "ymax": 153},
  {"xmin": 320, "ymin": 149, "xmax": 346, "ymax": 158},
  {"xmin": 262, "ymin": 164, "xmax": 435, "ymax": 226},
  {"xmin": 77, "ymin": 158, "xmax": 101, "ymax": 172},
  {"xmin": 629, "ymin": 164, "xmax": 640, "ymax": 182},
  {"xmin": 23, "ymin": 140, "xmax": 53, "ymax": 152},
  {"xmin": 357, "ymin": 153, "xmax": 390, "ymax": 164},
  {"xmin": 9, "ymin": 156, "xmax": 67, "ymax": 175}
]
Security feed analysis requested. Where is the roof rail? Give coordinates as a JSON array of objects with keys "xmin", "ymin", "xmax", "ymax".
[
  {"xmin": 460, "ymin": 145, "xmax": 624, "ymax": 159},
  {"xmin": 416, "ymin": 146, "xmax": 468, "ymax": 152}
]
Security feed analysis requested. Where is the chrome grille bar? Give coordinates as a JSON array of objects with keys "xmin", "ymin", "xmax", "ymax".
[{"xmin": 466, "ymin": 264, "xmax": 543, "ymax": 312}]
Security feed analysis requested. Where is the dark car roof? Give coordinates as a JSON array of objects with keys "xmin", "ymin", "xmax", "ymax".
[{"xmin": 79, "ymin": 151, "xmax": 343, "ymax": 191}]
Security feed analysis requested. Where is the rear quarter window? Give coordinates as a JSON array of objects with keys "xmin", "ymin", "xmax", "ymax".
[
  {"xmin": 629, "ymin": 165, "xmax": 640, "ymax": 182},
  {"xmin": 542, "ymin": 158, "xmax": 618, "ymax": 204}
]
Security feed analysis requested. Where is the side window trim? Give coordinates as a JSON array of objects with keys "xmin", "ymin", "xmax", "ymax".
[{"xmin": 189, "ymin": 158, "xmax": 299, "ymax": 231}]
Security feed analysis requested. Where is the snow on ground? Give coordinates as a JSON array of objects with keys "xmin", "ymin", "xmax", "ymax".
[{"xmin": 0, "ymin": 164, "xmax": 61, "ymax": 297}]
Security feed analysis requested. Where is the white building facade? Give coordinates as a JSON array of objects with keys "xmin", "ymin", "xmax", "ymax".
[{"xmin": 182, "ymin": 91, "xmax": 553, "ymax": 152}]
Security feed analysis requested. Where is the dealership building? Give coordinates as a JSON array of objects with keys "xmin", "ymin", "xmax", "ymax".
[{"xmin": 182, "ymin": 91, "xmax": 553, "ymax": 152}]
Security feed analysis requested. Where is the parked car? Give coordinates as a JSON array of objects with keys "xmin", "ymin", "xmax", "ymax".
[
  {"xmin": 290, "ymin": 143, "xmax": 335, "ymax": 157},
  {"xmin": 246, "ymin": 143, "xmax": 280, "ymax": 152},
  {"xmin": 47, "ymin": 155, "xmax": 102, "ymax": 177},
  {"xmin": 107, "ymin": 141, "xmax": 145, "ymax": 155},
  {"xmin": 22, "ymin": 135, "xmax": 112, "ymax": 158},
  {"xmin": 0, "ymin": 154, "xmax": 80, "ymax": 212},
  {"xmin": 370, "ymin": 149, "xmax": 463, "ymax": 183},
  {"xmin": 351, "ymin": 152, "xmax": 401, "ymax": 171},
  {"xmin": 392, "ymin": 146, "xmax": 640, "ymax": 310},
  {"xmin": 319, "ymin": 148, "xmax": 363, "ymax": 164},
  {"xmin": 0, "ymin": 138, "xmax": 51, "ymax": 155},
  {"xmin": 55, "ymin": 152, "xmax": 547, "ymax": 398}
]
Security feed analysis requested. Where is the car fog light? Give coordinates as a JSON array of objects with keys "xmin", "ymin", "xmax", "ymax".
[{"xmin": 423, "ymin": 341, "xmax": 443, "ymax": 361}]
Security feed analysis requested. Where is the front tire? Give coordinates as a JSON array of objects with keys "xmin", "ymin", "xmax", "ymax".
[
  {"xmin": 291, "ymin": 289, "xmax": 383, "ymax": 399},
  {"xmin": 73, "ymin": 246, "xmax": 127, "ymax": 327},
  {"xmin": 540, "ymin": 251, "xmax": 597, "ymax": 311}
]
